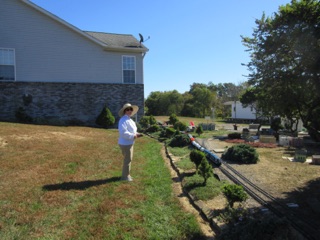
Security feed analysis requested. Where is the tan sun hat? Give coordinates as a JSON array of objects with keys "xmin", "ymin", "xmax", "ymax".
[{"xmin": 118, "ymin": 103, "xmax": 139, "ymax": 117}]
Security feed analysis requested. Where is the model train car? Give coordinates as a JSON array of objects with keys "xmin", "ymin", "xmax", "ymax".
[{"xmin": 188, "ymin": 134, "xmax": 222, "ymax": 166}]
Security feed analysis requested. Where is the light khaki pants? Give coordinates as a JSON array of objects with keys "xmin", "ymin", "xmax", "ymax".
[{"xmin": 119, "ymin": 144, "xmax": 134, "ymax": 179}]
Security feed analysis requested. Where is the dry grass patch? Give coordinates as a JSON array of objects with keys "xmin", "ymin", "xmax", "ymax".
[{"xmin": 0, "ymin": 122, "xmax": 206, "ymax": 240}]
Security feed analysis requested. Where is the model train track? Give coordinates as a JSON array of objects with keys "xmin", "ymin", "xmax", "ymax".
[
  {"xmin": 190, "ymin": 135, "xmax": 319, "ymax": 240},
  {"xmin": 218, "ymin": 162, "xmax": 319, "ymax": 240}
]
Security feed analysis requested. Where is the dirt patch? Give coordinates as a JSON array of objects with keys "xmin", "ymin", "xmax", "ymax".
[
  {"xmin": 201, "ymin": 137, "xmax": 320, "ymax": 227},
  {"xmin": 0, "ymin": 137, "xmax": 8, "ymax": 147},
  {"xmin": 9, "ymin": 131, "xmax": 86, "ymax": 141}
]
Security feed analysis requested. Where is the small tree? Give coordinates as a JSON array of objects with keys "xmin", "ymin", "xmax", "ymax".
[
  {"xmin": 190, "ymin": 149, "xmax": 206, "ymax": 173},
  {"xmin": 222, "ymin": 184, "xmax": 248, "ymax": 208},
  {"xmin": 139, "ymin": 115, "xmax": 157, "ymax": 129},
  {"xmin": 198, "ymin": 158, "xmax": 213, "ymax": 186},
  {"xmin": 196, "ymin": 125, "xmax": 203, "ymax": 136},
  {"xmin": 96, "ymin": 106, "xmax": 115, "ymax": 128},
  {"xmin": 169, "ymin": 114, "xmax": 179, "ymax": 125},
  {"xmin": 174, "ymin": 121, "xmax": 187, "ymax": 131}
]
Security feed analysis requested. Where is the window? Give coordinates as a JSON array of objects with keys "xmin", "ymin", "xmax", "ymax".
[
  {"xmin": 0, "ymin": 48, "xmax": 15, "ymax": 80},
  {"xmin": 122, "ymin": 56, "xmax": 135, "ymax": 83}
]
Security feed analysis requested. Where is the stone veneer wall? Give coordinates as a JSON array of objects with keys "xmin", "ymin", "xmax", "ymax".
[{"xmin": 0, "ymin": 82, "xmax": 144, "ymax": 126}]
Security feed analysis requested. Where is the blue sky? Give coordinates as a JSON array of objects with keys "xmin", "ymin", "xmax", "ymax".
[{"xmin": 31, "ymin": 0, "xmax": 291, "ymax": 97}]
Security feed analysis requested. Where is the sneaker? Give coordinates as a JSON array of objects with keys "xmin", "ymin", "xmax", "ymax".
[{"xmin": 121, "ymin": 176, "xmax": 133, "ymax": 181}]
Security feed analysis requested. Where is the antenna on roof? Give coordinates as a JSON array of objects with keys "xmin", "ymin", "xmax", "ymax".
[{"xmin": 139, "ymin": 33, "xmax": 150, "ymax": 46}]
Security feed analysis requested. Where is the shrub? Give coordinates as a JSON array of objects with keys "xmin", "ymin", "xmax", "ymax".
[
  {"xmin": 139, "ymin": 115, "xmax": 157, "ymax": 129},
  {"xmin": 222, "ymin": 184, "xmax": 248, "ymax": 208},
  {"xmin": 218, "ymin": 205, "xmax": 249, "ymax": 225},
  {"xmin": 148, "ymin": 115, "xmax": 157, "ymax": 125},
  {"xmin": 165, "ymin": 127, "xmax": 176, "ymax": 138},
  {"xmin": 228, "ymin": 132, "xmax": 241, "ymax": 139},
  {"xmin": 15, "ymin": 107, "xmax": 33, "ymax": 123},
  {"xmin": 139, "ymin": 116, "xmax": 150, "ymax": 128},
  {"xmin": 196, "ymin": 125, "xmax": 203, "ymax": 136},
  {"xmin": 221, "ymin": 144, "xmax": 259, "ymax": 164},
  {"xmin": 169, "ymin": 114, "xmax": 179, "ymax": 125},
  {"xmin": 168, "ymin": 134, "xmax": 190, "ymax": 148},
  {"xmin": 146, "ymin": 124, "xmax": 160, "ymax": 133},
  {"xmin": 217, "ymin": 215, "xmax": 295, "ymax": 240},
  {"xmin": 174, "ymin": 121, "xmax": 187, "ymax": 131},
  {"xmin": 95, "ymin": 106, "xmax": 115, "ymax": 128},
  {"xmin": 198, "ymin": 158, "xmax": 213, "ymax": 185},
  {"xmin": 190, "ymin": 149, "xmax": 206, "ymax": 173}
]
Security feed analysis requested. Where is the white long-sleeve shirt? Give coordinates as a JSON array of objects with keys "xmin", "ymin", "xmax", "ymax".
[{"xmin": 118, "ymin": 115, "xmax": 137, "ymax": 145}]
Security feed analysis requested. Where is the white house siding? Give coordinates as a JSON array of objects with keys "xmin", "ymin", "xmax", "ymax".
[
  {"xmin": 231, "ymin": 101, "xmax": 256, "ymax": 120},
  {"xmin": 0, "ymin": 0, "xmax": 146, "ymax": 126},
  {"xmin": 0, "ymin": 0, "xmax": 144, "ymax": 84}
]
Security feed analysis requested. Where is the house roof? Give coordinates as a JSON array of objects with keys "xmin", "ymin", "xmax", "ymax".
[
  {"xmin": 85, "ymin": 31, "xmax": 147, "ymax": 51},
  {"xmin": 22, "ymin": 0, "xmax": 148, "ymax": 53}
]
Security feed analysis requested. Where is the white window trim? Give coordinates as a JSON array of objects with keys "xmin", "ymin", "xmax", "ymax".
[
  {"xmin": 122, "ymin": 55, "xmax": 136, "ymax": 84},
  {"xmin": 0, "ymin": 48, "xmax": 16, "ymax": 81}
]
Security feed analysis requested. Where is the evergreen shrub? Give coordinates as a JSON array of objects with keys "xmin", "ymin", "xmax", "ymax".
[
  {"xmin": 95, "ymin": 107, "xmax": 115, "ymax": 128},
  {"xmin": 222, "ymin": 144, "xmax": 259, "ymax": 164},
  {"xmin": 165, "ymin": 127, "xmax": 176, "ymax": 138},
  {"xmin": 222, "ymin": 184, "xmax": 248, "ymax": 208},
  {"xmin": 174, "ymin": 121, "xmax": 187, "ymax": 131},
  {"xmin": 190, "ymin": 149, "xmax": 206, "ymax": 173},
  {"xmin": 196, "ymin": 125, "xmax": 203, "ymax": 136},
  {"xmin": 15, "ymin": 107, "xmax": 33, "ymax": 123},
  {"xmin": 169, "ymin": 114, "xmax": 179, "ymax": 125},
  {"xmin": 168, "ymin": 134, "xmax": 190, "ymax": 147},
  {"xmin": 228, "ymin": 132, "xmax": 241, "ymax": 139},
  {"xmin": 146, "ymin": 124, "xmax": 160, "ymax": 133}
]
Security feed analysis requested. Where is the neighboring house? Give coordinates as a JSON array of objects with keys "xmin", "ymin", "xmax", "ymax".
[
  {"xmin": 0, "ymin": 0, "xmax": 148, "ymax": 126},
  {"xmin": 224, "ymin": 101, "xmax": 257, "ymax": 122}
]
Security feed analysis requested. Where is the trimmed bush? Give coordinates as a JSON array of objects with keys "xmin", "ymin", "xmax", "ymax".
[
  {"xmin": 196, "ymin": 125, "xmax": 203, "ymax": 136},
  {"xmin": 139, "ymin": 116, "xmax": 150, "ymax": 128},
  {"xmin": 222, "ymin": 144, "xmax": 259, "ymax": 164},
  {"xmin": 190, "ymin": 149, "xmax": 206, "ymax": 173},
  {"xmin": 165, "ymin": 127, "xmax": 176, "ymax": 138},
  {"xmin": 95, "ymin": 107, "xmax": 115, "ymax": 128},
  {"xmin": 222, "ymin": 184, "xmax": 248, "ymax": 208},
  {"xmin": 169, "ymin": 114, "xmax": 179, "ymax": 125},
  {"xmin": 139, "ymin": 115, "xmax": 157, "ymax": 129},
  {"xmin": 146, "ymin": 124, "xmax": 160, "ymax": 133},
  {"xmin": 174, "ymin": 121, "xmax": 187, "ymax": 131},
  {"xmin": 228, "ymin": 132, "xmax": 241, "ymax": 139},
  {"xmin": 169, "ymin": 134, "xmax": 190, "ymax": 148},
  {"xmin": 198, "ymin": 158, "xmax": 213, "ymax": 185},
  {"xmin": 15, "ymin": 107, "xmax": 33, "ymax": 123}
]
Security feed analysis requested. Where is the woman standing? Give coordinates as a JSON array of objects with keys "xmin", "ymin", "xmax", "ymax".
[{"xmin": 118, "ymin": 103, "xmax": 143, "ymax": 181}]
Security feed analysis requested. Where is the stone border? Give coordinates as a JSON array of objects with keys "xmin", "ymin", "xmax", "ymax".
[{"xmin": 164, "ymin": 144, "xmax": 222, "ymax": 234}]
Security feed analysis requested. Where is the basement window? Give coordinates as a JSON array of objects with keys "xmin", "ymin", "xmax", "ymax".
[
  {"xmin": 0, "ymin": 48, "xmax": 15, "ymax": 81},
  {"xmin": 122, "ymin": 55, "xmax": 136, "ymax": 83}
]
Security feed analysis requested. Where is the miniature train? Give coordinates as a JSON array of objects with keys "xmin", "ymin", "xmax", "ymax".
[{"xmin": 188, "ymin": 134, "xmax": 222, "ymax": 166}]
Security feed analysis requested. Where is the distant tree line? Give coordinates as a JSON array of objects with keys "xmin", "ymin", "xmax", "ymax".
[
  {"xmin": 145, "ymin": 82, "xmax": 246, "ymax": 119},
  {"xmin": 146, "ymin": 0, "xmax": 320, "ymax": 142}
]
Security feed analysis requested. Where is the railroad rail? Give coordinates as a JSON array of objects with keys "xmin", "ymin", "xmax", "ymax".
[{"xmin": 188, "ymin": 134, "xmax": 320, "ymax": 240}]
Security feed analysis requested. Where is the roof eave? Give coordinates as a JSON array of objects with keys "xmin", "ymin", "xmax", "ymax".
[{"xmin": 103, "ymin": 46, "xmax": 149, "ymax": 53}]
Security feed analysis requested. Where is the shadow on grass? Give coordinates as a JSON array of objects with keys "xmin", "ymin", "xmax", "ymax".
[{"xmin": 42, "ymin": 176, "xmax": 121, "ymax": 191}]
